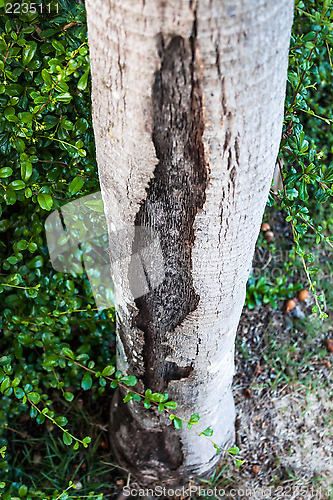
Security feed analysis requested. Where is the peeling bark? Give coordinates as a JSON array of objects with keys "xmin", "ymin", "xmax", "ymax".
[
  {"xmin": 86, "ymin": 0, "xmax": 294, "ymax": 486},
  {"xmin": 134, "ymin": 33, "xmax": 207, "ymax": 392}
]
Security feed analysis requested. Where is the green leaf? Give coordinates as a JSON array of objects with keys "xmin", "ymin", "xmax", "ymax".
[
  {"xmin": 25, "ymin": 287, "xmax": 38, "ymax": 299},
  {"xmin": 14, "ymin": 387, "xmax": 25, "ymax": 399},
  {"xmin": 149, "ymin": 392, "xmax": 168, "ymax": 403},
  {"xmin": 64, "ymin": 392, "xmax": 74, "ymax": 402},
  {"xmin": 1, "ymin": 377, "xmax": 11, "ymax": 394},
  {"xmin": 56, "ymin": 92, "xmax": 73, "ymax": 103},
  {"xmin": 143, "ymin": 399, "xmax": 151, "ymax": 409},
  {"xmin": 41, "ymin": 68, "xmax": 53, "ymax": 86},
  {"xmin": 173, "ymin": 417, "xmax": 183, "ymax": 429},
  {"xmin": 200, "ymin": 428, "xmax": 213, "ymax": 437},
  {"xmin": 22, "ymin": 41, "xmax": 37, "ymax": 66},
  {"xmin": 189, "ymin": 413, "xmax": 200, "ymax": 424},
  {"xmin": 299, "ymin": 180, "xmax": 309, "ymax": 201},
  {"xmin": 69, "ymin": 176, "xmax": 85, "ymax": 195},
  {"xmin": 63, "ymin": 432, "xmax": 73, "ymax": 446},
  {"xmin": 164, "ymin": 401, "xmax": 178, "ymax": 410},
  {"xmin": 18, "ymin": 485, "xmax": 28, "ymax": 498},
  {"xmin": 28, "ymin": 242, "xmax": 38, "ymax": 252},
  {"xmin": 9, "ymin": 180, "xmax": 25, "ymax": 191},
  {"xmin": 13, "ymin": 138, "xmax": 25, "ymax": 153},
  {"xmin": 0, "ymin": 167, "xmax": 13, "ymax": 178},
  {"xmin": 0, "ymin": 356, "xmax": 11, "ymax": 366},
  {"xmin": 123, "ymin": 393, "xmax": 132, "ymax": 403},
  {"xmin": 42, "ymin": 354, "xmax": 59, "ymax": 368},
  {"xmin": 37, "ymin": 193, "xmax": 53, "ymax": 211},
  {"xmin": 235, "ymin": 459, "xmax": 245, "ymax": 467},
  {"xmin": 21, "ymin": 162, "xmax": 32, "ymax": 182},
  {"xmin": 62, "ymin": 348, "xmax": 74, "ymax": 360},
  {"xmin": 228, "ymin": 446, "xmax": 240, "ymax": 455},
  {"xmin": 55, "ymin": 416, "xmax": 68, "ymax": 426},
  {"xmin": 5, "ymin": 188, "xmax": 17, "ymax": 205},
  {"xmin": 6, "ymin": 84, "xmax": 24, "ymax": 96},
  {"xmin": 36, "ymin": 414, "xmax": 45, "ymax": 425},
  {"xmin": 101, "ymin": 365, "xmax": 115, "ymax": 377},
  {"xmin": 74, "ymin": 118, "xmax": 88, "ymax": 134},
  {"xmin": 27, "ymin": 392, "xmax": 41, "ymax": 404},
  {"xmin": 81, "ymin": 373, "xmax": 92, "ymax": 390},
  {"xmin": 120, "ymin": 375, "xmax": 137, "ymax": 387},
  {"xmin": 16, "ymin": 240, "xmax": 27, "ymax": 251},
  {"xmin": 52, "ymin": 40, "xmax": 66, "ymax": 53},
  {"xmin": 77, "ymin": 70, "xmax": 89, "ymax": 91}
]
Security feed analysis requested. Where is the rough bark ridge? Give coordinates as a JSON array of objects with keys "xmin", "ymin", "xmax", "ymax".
[
  {"xmin": 134, "ymin": 32, "xmax": 208, "ymax": 392},
  {"xmin": 85, "ymin": 0, "xmax": 294, "ymax": 486}
]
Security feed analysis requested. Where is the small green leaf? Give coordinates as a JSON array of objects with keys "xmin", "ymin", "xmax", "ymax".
[
  {"xmin": 143, "ymin": 398, "xmax": 151, "ymax": 409},
  {"xmin": 22, "ymin": 41, "xmax": 37, "ymax": 66},
  {"xmin": 200, "ymin": 428, "xmax": 213, "ymax": 437},
  {"xmin": 173, "ymin": 417, "xmax": 183, "ymax": 429},
  {"xmin": 81, "ymin": 373, "xmax": 92, "ymax": 390},
  {"xmin": 228, "ymin": 446, "xmax": 240, "ymax": 455},
  {"xmin": 0, "ymin": 167, "xmax": 13, "ymax": 178},
  {"xmin": 235, "ymin": 459, "xmax": 245, "ymax": 467},
  {"xmin": 42, "ymin": 68, "xmax": 53, "ymax": 86},
  {"xmin": 9, "ymin": 180, "xmax": 25, "ymax": 191},
  {"xmin": 189, "ymin": 413, "xmax": 200, "ymax": 424},
  {"xmin": 55, "ymin": 416, "xmax": 68, "ymax": 426},
  {"xmin": 37, "ymin": 193, "xmax": 53, "ymax": 211},
  {"xmin": 101, "ymin": 365, "xmax": 115, "ymax": 377},
  {"xmin": 56, "ymin": 92, "xmax": 73, "ymax": 103},
  {"xmin": 63, "ymin": 432, "xmax": 73, "ymax": 446},
  {"xmin": 62, "ymin": 347, "xmax": 74, "ymax": 359},
  {"xmin": 27, "ymin": 392, "xmax": 41, "ymax": 404},
  {"xmin": 36, "ymin": 414, "xmax": 45, "ymax": 425},
  {"xmin": 21, "ymin": 162, "xmax": 32, "ymax": 182},
  {"xmin": 18, "ymin": 485, "xmax": 28, "ymax": 497},
  {"xmin": 64, "ymin": 392, "xmax": 74, "ymax": 402},
  {"xmin": 120, "ymin": 375, "xmax": 137, "ymax": 387},
  {"xmin": 164, "ymin": 401, "xmax": 178, "ymax": 410},
  {"xmin": 69, "ymin": 176, "xmax": 85, "ymax": 195},
  {"xmin": 77, "ymin": 70, "xmax": 89, "ymax": 91}
]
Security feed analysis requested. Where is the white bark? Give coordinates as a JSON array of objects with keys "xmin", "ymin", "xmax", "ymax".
[{"xmin": 85, "ymin": 0, "xmax": 294, "ymax": 485}]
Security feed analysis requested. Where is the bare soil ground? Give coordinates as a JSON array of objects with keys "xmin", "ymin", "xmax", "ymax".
[{"xmin": 217, "ymin": 304, "xmax": 333, "ymax": 500}]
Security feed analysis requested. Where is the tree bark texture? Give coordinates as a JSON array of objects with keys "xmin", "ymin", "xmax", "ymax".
[{"xmin": 85, "ymin": 0, "xmax": 294, "ymax": 486}]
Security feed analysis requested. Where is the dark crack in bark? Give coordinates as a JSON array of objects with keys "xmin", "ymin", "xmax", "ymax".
[{"xmin": 131, "ymin": 33, "xmax": 208, "ymax": 393}]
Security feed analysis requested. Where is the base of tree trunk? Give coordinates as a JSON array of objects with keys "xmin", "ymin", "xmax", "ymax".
[{"xmin": 109, "ymin": 390, "xmax": 222, "ymax": 488}]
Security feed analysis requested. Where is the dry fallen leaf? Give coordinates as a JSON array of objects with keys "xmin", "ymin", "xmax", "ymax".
[
  {"xmin": 252, "ymin": 464, "xmax": 260, "ymax": 474},
  {"xmin": 323, "ymin": 339, "xmax": 333, "ymax": 353}
]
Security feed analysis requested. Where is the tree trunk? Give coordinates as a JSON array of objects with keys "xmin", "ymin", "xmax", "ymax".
[{"xmin": 85, "ymin": 0, "xmax": 294, "ymax": 486}]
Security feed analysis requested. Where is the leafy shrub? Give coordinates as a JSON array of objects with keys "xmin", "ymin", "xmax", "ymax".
[
  {"xmin": 0, "ymin": 1, "xmax": 114, "ymax": 497},
  {"xmin": 246, "ymin": 0, "xmax": 333, "ymax": 315}
]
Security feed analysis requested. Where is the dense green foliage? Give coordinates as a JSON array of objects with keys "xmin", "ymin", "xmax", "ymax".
[
  {"xmin": 246, "ymin": 0, "xmax": 333, "ymax": 314},
  {"xmin": 0, "ymin": 0, "xmax": 333, "ymax": 498},
  {"xmin": 0, "ymin": 1, "xmax": 114, "ymax": 497}
]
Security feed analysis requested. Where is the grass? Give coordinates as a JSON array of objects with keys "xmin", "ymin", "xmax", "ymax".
[{"xmin": 1, "ymin": 393, "xmax": 116, "ymax": 498}]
